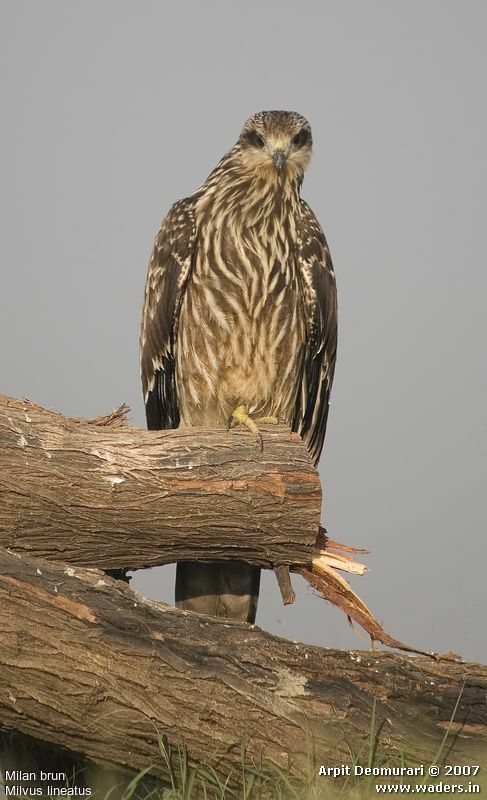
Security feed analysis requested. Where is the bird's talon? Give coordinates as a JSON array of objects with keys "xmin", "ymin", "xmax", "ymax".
[{"xmin": 231, "ymin": 403, "xmax": 267, "ymax": 452}]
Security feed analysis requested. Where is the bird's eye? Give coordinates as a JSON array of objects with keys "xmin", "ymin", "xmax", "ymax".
[
  {"xmin": 292, "ymin": 128, "xmax": 310, "ymax": 148},
  {"xmin": 247, "ymin": 131, "xmax": 265, "ymax": 149}
]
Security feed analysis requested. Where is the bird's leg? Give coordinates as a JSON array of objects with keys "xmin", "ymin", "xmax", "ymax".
[
  {"xmin": 230, "ymin": 403, "xmax": 263, "ymax": 450},
  {"xmin": 229, "ymin": 405, "xmax": 285, "ymax": 451}
]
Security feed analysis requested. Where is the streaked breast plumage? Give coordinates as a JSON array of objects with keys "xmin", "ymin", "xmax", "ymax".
[{"xmin": 176, "ymin": 175, "xmax": 306, "ymax": 427}]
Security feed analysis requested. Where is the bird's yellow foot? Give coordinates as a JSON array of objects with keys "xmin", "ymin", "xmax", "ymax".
[
  {"xmin": 228, "ymin": 407, "xmax": 284, "ymax": 450},
  {"xmin": 229, "ymin": 404, "xmax": 264, "ymax": 450},
  {"xmin": 230, "ymin": 403, "xmax": 260, "ymax": 434}
]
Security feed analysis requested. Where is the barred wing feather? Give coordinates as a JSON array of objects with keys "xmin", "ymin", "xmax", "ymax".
[
  {"xmin": 293, "ymin": 200, "xmax": 338, "ymax": 466},
  {"xmin": 140, "ymin": 198, "xmax": 196, "ymax": 430}
]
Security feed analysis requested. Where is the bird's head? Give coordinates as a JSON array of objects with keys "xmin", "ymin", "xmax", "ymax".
[{"xmin": 238, "ymin": 111, "xmax": 312, "ymax": 183}]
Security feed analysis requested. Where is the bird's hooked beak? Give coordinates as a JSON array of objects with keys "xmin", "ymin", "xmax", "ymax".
[{"xmin": 272, "ymin": 149, "xmax": 286, "ymax": 172}]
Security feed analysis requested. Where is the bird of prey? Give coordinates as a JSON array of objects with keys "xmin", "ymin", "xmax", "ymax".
[{"xmin": 140, "ymin": 110, "xmax": 337, "ymax": 624}]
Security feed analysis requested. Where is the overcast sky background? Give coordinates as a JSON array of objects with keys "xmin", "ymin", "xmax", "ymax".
[{"xmin": 1, "ymin": 1, "xmax": 485, "ymax": 663}]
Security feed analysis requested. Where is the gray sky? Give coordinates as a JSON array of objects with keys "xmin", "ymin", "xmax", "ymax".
[{"xmin": 1, "ymin": 1, "xmax": 485, "ymax": 663}]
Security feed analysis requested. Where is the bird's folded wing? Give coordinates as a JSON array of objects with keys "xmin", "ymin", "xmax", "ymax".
[
  {"xmin": 140, "ymin": 198, "xmax": 197, "ymax": 430},
  {"xmin": 292, "ymin": 200, "xmax": 338, "ymax": 466}
]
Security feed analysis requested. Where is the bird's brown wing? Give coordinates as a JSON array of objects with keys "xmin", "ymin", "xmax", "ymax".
[
  {"xmin": 293, "ymin": 200, "xmax": 338, "ymax": 466},
  {"xmin": 140, "ymin": 198, "xmax": 197, "ymax": 430}
]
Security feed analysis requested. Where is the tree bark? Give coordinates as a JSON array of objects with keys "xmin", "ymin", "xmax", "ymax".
[
  {"xmin": 0, "ymin": 395, "xmax": 321, "ymax": 570},
  {"xmin": 0, "ymin": 395, "xmax": 423, "ymax": 653},
  {"xmin": 0, "ymin": 547, "xmax": 485, "ymax": 782}
]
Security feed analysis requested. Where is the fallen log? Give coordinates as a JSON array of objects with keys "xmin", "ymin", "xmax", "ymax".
[
  {"xmin": 0, "ymin": 395, "xmax": 431, "ymax": 653},
  {"xmin": 0, "ymin": 547, "xmax": 485, "ymax": 782},
  {"xmin": 0, "ymin": 395, "xmax": 321, "ymax": 570}
]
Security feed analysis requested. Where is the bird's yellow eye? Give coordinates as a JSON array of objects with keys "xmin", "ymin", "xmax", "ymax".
[
  {"xmin": 292, "ymin": 129, "xmax": 310, "ymax": 148},
  {"xmin": 247, "ymin": 131, "xmax": 265, "ymax": 149}
]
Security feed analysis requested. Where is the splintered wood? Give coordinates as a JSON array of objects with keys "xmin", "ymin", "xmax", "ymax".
[{"xmin": 298, "ymin": 527, "xmax": 429, "ymax": 655}]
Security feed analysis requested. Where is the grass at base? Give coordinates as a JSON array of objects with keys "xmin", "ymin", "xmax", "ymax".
[{"xmin": 2, "ymin": 725, "xmax": 485, "ymax": 800}]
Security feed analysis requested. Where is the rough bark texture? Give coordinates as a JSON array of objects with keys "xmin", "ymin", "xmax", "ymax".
[
  {"xmin": 0, "ymin": 395, "xmax": 422, "ymax": 655},
  {"xmin": 0, "ymin": 547, "xmax": 485, "ymax": 781},
  {"xmin": 0, "ymin": 395, "xmax": 320, "ymax": 570}
]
